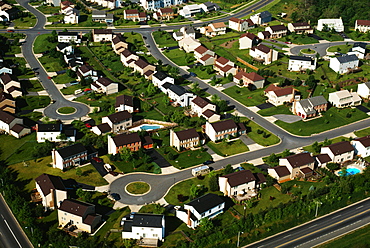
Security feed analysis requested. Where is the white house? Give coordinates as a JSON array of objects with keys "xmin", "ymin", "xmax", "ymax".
[
  {"xmin": 329, "ymin": 55, "xmax": 359, "ymax": 74},
  {"xmin": 314, "ymin": 154, "xmax": 332, "ymax": 168},
  {"xmin": 214, "ymin": 56, "xmax": 236, "ymax": 77},
  {"xmin": 36, "ymin": 123, "xmax": 63, "ymax": 142},
  {"xmin": 279, "ymin": 153, "xmax": 315, "ymax": 179},
  {"xmin": 317, "ymin": 18, "xmax": 344, "ymax": 32},
  {"xmin": 200, "ymin": 2, "xmax": 220, "ymax": 13},
  {"xmin": 10, "ymin": 124, "xmax": 31, "ymax": 138},
  {"xmin": 102, "ymin": 110, "xmax": 132, "ymax": 132},
  {"xmin": 152, "ymin": 71, "xmax": 174, "ymax": 88},
  {"xmin": 166, "ymin": 84, "xmax": 194, "ymax": 107},
  {"xmin": 91, "ymin": 123, "xmax": 111, "ymax": 136},
  {"xmin": 250, "ymin": 11, "xmax": 272, "ymax": 25},
  {"xmin": 170, "ymin": 128, "xmax": 200, "ymax": 151},
  {"xmin": 190, "ymin": 96, "xmax": 216, "ymax": 116},
  {"xmin": 219, "ymin": 170, "xmax": 265, "ymax": 199},
  {"xmin": 249, "ymin": 44, "xmax": 278, "ymax": 65},
  {"xmin": 357, "ymin": 82, "xmax": 370, "ymax": 99},
  {"xmin": 93, "ymin": 29, "xmax": 113, "ymax": 42},
  {"xmin": 120, "ymin": 49, "xmax": 139, "ymax": 67},
  {"xmin": 122, "ymin": 213, "xmax": 165, "ymax": 242},
  {"xmin": 58, "ymin": 199, "xmax": 102, "ymax": 233},
  {"xmin": 179, "ymin": 4, "xmax": 202, "ymax": 18},
  {"xmin": 57, "ymin": 32, "xmax": 81, "ymax": 43},
  {"xmin": 348, "ymin": 42, "xmax": 367, "ymax": 59},
  {"xmin": 35, "ymin": 173, "xmax": 67, "ymax": 209},
  {"xmin": 194, "ymin": 45, "xmax": 215, "ymax": 61},
  {"xmin": 63, "ymin": 7, "xmax": 79, "ymax": 24},
  {"xmin": 199, "ymin": 22, "xmax": 226, "ymax": 37},
  {"xmin": 321, "ymin": 141, "xmax": 355, "ymax": 163},
  {"xmin": 176, "ymin": 193, "xmax": 225, "ymax": 229},
  {"xmin": 328, "ymin": 90, "xmax": 362, "ymax": 108},
  {"xmin": 115, "ymin": 95, "xmax": 134, "ymax": 113},
  {"xmin": 264, "ymin": 84, "xmax": 295, "ymax": 106},
  {"xmin": 52, "ymin": 143, "xmax": 97, "ymax": 170},
  {"xmin": 352, "ymin": 136, "xmax": 370, "ymax": 158},
  {"xmin": 198, "ymin": 54, "xmax": 215, "ymax": 66},
  {"xmin": 355, "ymin": 20, "xmax": 370, "ymax": 33},
  {"xmin": 265, "ymin": 25, "xmax": 288, "ymax": 38},
  {"xmin": 288, "ymin": 56, "xmax": 316, "ymax": 71},
  {"xmin": 229, "ymin": 17, "xmax": 255, "ymax": 32},
  {"xmin": 287, "ymin": 22, "xmax": 313, "ymax": 34},
  {"xmin": 239, "ymin": 32, "xmax": 259, "ymax": 50},
  {"xmin": 77, "ymin": 65, "xmax": 98, "ymax": 81},
  {"xmin": 56, "ymin": 43, "xmax": 74, "ymax": 55},
  {"xmin": 91, "ymin": 77, "xmax": 118, "ymax": 95},
  {"xmin": 292, "ymin": 96, "xmax": 328, "ymax": 120},
  {"xmin": 179, "ymin": 26, "xmax": 196, "ymax": 39},
  {"xmin": 0, "ymin": 110, "xmax": 22, "ymax": 134},
  {"xmin": 202, "ymin": 109, "xmax": 220, "ymax": 123}
]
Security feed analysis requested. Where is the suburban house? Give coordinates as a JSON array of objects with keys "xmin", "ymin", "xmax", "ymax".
[
  {"xmin": 92, "ymin": 10, "xmax": 113, "ymax": 23},
  {"xmin": 321, "ymin": 141, "xmax": 355, "ymax": 163},
  {"xmin": 279, "ymin": 153, "xmax": 315, "ymax": 179},
  {"xmin": 35, "ymin": 173, "xmax": 67, "ymax": 209},
  {"xmin": 249, "ymin": 44, "xmax": 278, "ymax": 65},
  {"xmin": 102, "ymin": 110, "xmax": 132, "ymax": 132},
  {"xmin": 166, "ymin": 84, "xmax": 195, "ymax": 107},
  {"xmin": 265, "ymin": 25, "xmax": 288, "ymax": 38},
  {"xmin": 0, "ymin": 73, "xmax": 22, "ymax": 98},
  {"xmin": 250, "ymin": 11, "xmax": 271, "ymax": 25},
  {"xmin": 36, "ymin": 123, "xmax": 63, "ymax": 142},
  {"xmin": 199, "ymin": 22, "xmax": 227, "ymax": 37},
  {"xmin": 348, "ymin": 42, "xmax": 367, "ymax": 59},
  {"xmin": 91, "ymin": 123, "xmax": 111, "ymax": 136},
  {"xmin": 173, "ymin": 26, "xmax": 196, "ymax": 41},
  {"xmin": 233, "ymin": 71, "xmax": 265, "ymax": 89},
  {"xmin": 190, "ymin": 96, "xmax": 216, "ymax": 116},
  {"xmin": 178, "ymin": 36, "xmax": 201, "ymax": 53},
  {"xmin": 111, "ymin": 34, "xmax": 129, "ymax": 54},
  {"xmin": 352, "ymin": 136, "xmax": 370, "ymax": 158},
  {"xmin": 120, "ymin": 49, "xmax": 139, "ymax": 67},
  {"xmin": 314, "ymin": 154, "xmax": 332, "ymax": 168},
  {"xmin": 107, "ymin": 132, "xmax": 142, "ymax": 154},
  {"xmin": 200, "ymin": 1, "xmax": 220, "ymax": 12},
  {"xmin": 56, "ymin": 43, "xmax": 74, "ymax": 55},
  {"xmin": 63, "ymin": 7, "xmax": 79, "ymax": 24},
  {"xmin": 93, "ymin": 29, "xmax": 113, "ymax": 42},
  {"xmin": 64, "ymin": 54, "xmax": 83, "ymax": 70},
  {"xmin": 229, "ymin": 17, "xmax": 255, "ymax": 32},
  {"xmin": 170, "ymin": 128, "xmax": 200, "ymax": 150},
  {"xmin": 268, "ymin": 166, "xmax": 291, "ymax": 183},
  {"xmin": 115, "ymin": 95, "xmax": 134, "ymax": 113},
  {"xmin": 198, "ymin": 54, "xmax": 215, "ymax": 66},
  {"xmin": 239, "ymin": 32, "xmax": 259, "ymax": 49},
  {"xmin": 357, "ymin": 82, "xmax": 370, "ymax": 99},
  {"xmin": 287, "ymin": 22, "xmax": 313, "ymax": 34},
  {"xmin": 176, "ymin": 193, "xmax": 225, "ymax": 229},
  {"xmin": 214, "ymin": 56, "xmax": 236, "ymax": 76},
  {"xmin": 205, "ymin": 119, "xmax": 246, "ymax": 142},
  {"xmin": 317, "ymin": 18, "xmax": 344, "ymax": 32},
  {"xmin": 122, "ymin": 213, "xmax": 165, "ymax": 243},
  {"xmin": 288, "ymin": 56, "xmax": 316, "ymax": 71},
  {"xmin": 194, "ymin": 45, "xmax": 215, "ymax": 61},
  {"xmin": 52, "ymin": 143, "xmax": 97, "ymax": 170},
  {"xmin": 219, "ymin": 170, "xmax": 266, "ymax": 200},
  {"xmin": 0, "ymin": 91, "xmax": 15, "ymax": 114},
  {"xmin": 355, "ymin": 20, "xmax": 370, "ymax": 33},
  {"xmin": 257, "ymin": 30, "xmax": 271, "ymax": 40},
  {"xmin": 133, "ymin": 59, "xmax": 155, "ymax": 76},
  {"xmin": 328, "ymin": 90, "xmax": 362, "ymax": 108},
  {"xmin": 329, "ymin": 55, "xmax": 359, "ymax": 74},
  {"xmin": 58, "ymin": 199, "xmax": 102, "ymax": 233},
  {"xmin": 139, "ymin": 0, "xmax": 184, "ymax": 11},
  {"xmin": 77, "ymin": 65, "xmax": 98, "ymax": 81},
  {"xmin": 123, "ymin": 9, "xmax": 146, "ymax": 22},
  {"xmin": 58, "ymin": 32, "xmax": 81, "ymax": 43},
  {"xmin": 91, "ymin": 77, "xmax": 118, "ymax": 95},
  {"xmin": 0, "ymin": 110, "xmax": 22, "ymax": 135},
  {"xmin": 292, "ymin": 96, "xmax": 328, "ymax": 119},
  {"xmin": 202, "ymin": 109, "xmax": 220, "ymax": 123},
  {"xmin": 153, "ymin": 8, "xmax": 174, "ymax": 20},
  {"xmin": 179, "ymin": 4, "xmax": 202, "ymax": 18},
  {"xmin": 152, "ymin": 71, "xmax": 175, "ymax": 91},
  {"xmin": 264, "ymin": 84, "xmax": 295, "ymax": 106},
  {"xmin": 10, "ymin": 124, "xmax": 30, "ymax": 138}
]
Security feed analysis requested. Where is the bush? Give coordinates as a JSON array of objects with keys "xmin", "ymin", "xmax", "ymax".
[{"xmin": 257, "ymin": 129, "xmax": 263, "ymax": 134}]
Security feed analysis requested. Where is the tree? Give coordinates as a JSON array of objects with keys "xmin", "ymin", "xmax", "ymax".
[
  {"xmin": 305, "ymin": 75, "xmax": 317, "ymax": 90},
  {"xmin": 119, "ymin": 147, "xmax": 132, "ymax": 162},
  {"xmin": 326, "ymin": 163, "xmax": 339, "ymax": 172},
  {"xmin": 312, "ymin": 141, "xmax": 321, "ymax": 153},
  {"xmin": 266, "ymin": 153, "xmax": 279, "ymax": 167},
  {"xmin": 223, "ymin": 164, "xmax": 234, "ymax": 175},
  {"xmin": 216, "ymin": 100, "xmax": 228, "ymax": 113},
  {"xmin": 210, "ymin": 94, "xmax": 220, "ymax": 103},
  {"xmin": 189, "ymin": 184, "xmax": 201, "ymax": 199},
  {"xmin": 146, "ymin": 83, "xmax": 156, "ymax": 97},
  {"xmin": 209, "ymin": 176, "xmax": 219, "ymax": 191},
  {"xmin": 292, "ymin": 78, "xmax": 302, "ymax": 87},
  {"xmin": 227, "ymin": 73, "xmax": 233, "ymax": 81},
  {"xmin": 199, "ymin": 218, "xmax": 214, "ymax": 232}
]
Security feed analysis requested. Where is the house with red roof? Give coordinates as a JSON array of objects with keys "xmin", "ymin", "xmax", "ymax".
[
  {"xmin": 249, "ymin": 44, "xmax": 278, "ymax": 65},
  {"xmin": 214, "ymin": 56, "xmax": 236, "ymax": 76},
  {"xmin": 229, "ymin": 17, "xmax": 255, "ymax": 32},
  {"xmin": 264, "ymin": 84, "xmax": 295, "ymax": 106},
  {"xmin": 194, "ymin": 45, "xmax": 215, "ymax": 61},
  {"xmin": 234, "ymin": 71, "xmax": 265, "ymax": 89},
  {"xmin": 239, "ymin": 32, "xmax": 259, "ymax": 49},
  {"xmin": 153, "ymin": 8, "xmax": 174, "ymax": 20},
  {"xmin": 355, "ymin": 20, "xmax": 370, "ymax": 33}
]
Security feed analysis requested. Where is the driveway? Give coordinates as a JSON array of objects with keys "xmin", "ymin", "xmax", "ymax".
[
  {"xmin": 90, "ymin": 160, "xmax": 108, "ymax": 177},
  {"xmin": 273, "ymin": 114, "xmax": 302, "ymax": 123},
  {"xmin": 146, "ymin": 149, "xmax": 171, "ymax": 168},
  {"xmin": 356, "ymin": 105, "xmax": 370, "ymax": 113},
  {"xmin": 256, "ymin": 103, "xmax": 274, "ymax": 110}
]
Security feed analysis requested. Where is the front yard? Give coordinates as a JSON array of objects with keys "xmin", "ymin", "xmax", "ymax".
[
  {"xmin": 156, "ymin": 147, "xmax": 212, "ymax": 169},
  {"xmin": 223, "ymin": 86, "xmax": 267, "ymax": 106},
  {"xmin": 163, "ymin": 48, "xmax": 195, "ymax": 66},
  {"xmin": 207, "ymin": 139, "xmax": 249, "ymax": 156}
]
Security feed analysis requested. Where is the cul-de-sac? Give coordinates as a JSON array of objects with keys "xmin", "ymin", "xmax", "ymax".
[{"xmin": 0, "ymin": 0, "xmax": 370, "ymax": 247}]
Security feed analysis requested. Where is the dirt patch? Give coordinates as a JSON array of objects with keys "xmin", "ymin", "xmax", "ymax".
[{"xmin": 220, "ymin": 39, "xmax": 238, "ymax": 49}]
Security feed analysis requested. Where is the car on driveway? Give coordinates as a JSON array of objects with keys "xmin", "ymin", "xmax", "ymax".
[
  {"xmin": 109, "ymin": 171, "xmax": 118, "ymax": 176},
  {"xmin": 285, "ymin": 41, "xmax": 292, "ymax": 44},
  {"xmin": 110, "ymin": 193, "xmax": 120, "ymax": 201},
  {"xmin": 92, "ymin": 157, "xmax": 102, "ymax": 163},
  {"xmin": 47, "ymin": 76, "xmax": 52, "ymax": 79}
]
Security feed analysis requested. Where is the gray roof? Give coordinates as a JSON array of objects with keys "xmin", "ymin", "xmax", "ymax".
[
  {"xmin": 168, "ymin": 84, "xmax": 187, "ymax": 96},
  {"xmin": 336, "ymin": 54, "xmax": 358, "ymax": 63},
  {"xmin": 299, "ymin": 99, "xmax": 316, "ymax": 115},
  {"xmin": 309, "ymin": 95, "xmax": 327, "ymax": 106},
  {"xmin": 153, "ymin": 71, "xmax": 169, "ymax": 81},
  {"xmin": 260, "ymin": 11, "xmax": 271, "ymax": 19},
  {"xmin": 132, "ymin": 213, "xmax": 163, "ymax": 228},
  {"xmin": 353, "ymin": 42, "xmax": 366, "ymax": 49}
]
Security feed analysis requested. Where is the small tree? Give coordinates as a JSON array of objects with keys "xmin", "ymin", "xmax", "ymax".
[
  {"xmin": 326, "ymin": 162, "xmax": 339, "ymax": 172},
  {"xmin": 223, "ymin": 164, "xmax": 234, "ymax": 175},
  {"xmin": 209, "ymin": 176, "xmax": 219, "ymax": 191}
]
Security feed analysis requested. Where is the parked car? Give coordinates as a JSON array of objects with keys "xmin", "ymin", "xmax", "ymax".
[
  {"xmin": 47, "ymin": 76, "xmax": 52, "ymax": 79},
  {"xmin": 109, "ymin": 171, "xmax": 118, "ymax": 176},
  {"xmin": 92, "ymin": 157, "xmax": 102, "ymax": 163},
  {"xmin": 285, "ymin": 41, "xmax": 292, "ymax": 44},
  {"xmin": 110, "ymin": 193, "xmax": 120, "ymax": 201},
  {"xmin": 270, "ymin": 39, "xmax": 277, "ymax": 43},
  {"xmin": 104, "ymin": 163, "xmax": 112, "ymax": 172},
  {"xmin": 189, "ymin": 72, "xmax": 197, "ymax": 77},
  {"xmin": 85, "ymin": 123, "xmax": 92, "ymax": 128},
  {"xmin": 7, "ymin": 30, "xmax": 14, "ymax": 32},
  {"xmin": 203, "ymin": 160, "xmax": 214, "ymax": 165}
]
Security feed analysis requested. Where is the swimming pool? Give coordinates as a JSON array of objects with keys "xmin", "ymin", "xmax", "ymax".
[
  {"xmin": 129, "ymin": 124, "xmax": 164, "ymax": 132},
  {"xmin": 339, "ymin": 167, "xmax": 361, "ymax": 176}
]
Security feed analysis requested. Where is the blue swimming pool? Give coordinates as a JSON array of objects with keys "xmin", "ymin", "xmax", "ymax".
[
  {"xmin": 339, "ymin": 167, "xmax": 361, "ymax": 176},
  {"xmin": 140, "ymin": 124, "xmax": 162, "ymax": 131}
]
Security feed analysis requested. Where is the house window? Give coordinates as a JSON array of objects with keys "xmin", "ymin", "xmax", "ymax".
[{"xmin": 153, "ymin": 234, "xmax": 158, "ymax": 237}]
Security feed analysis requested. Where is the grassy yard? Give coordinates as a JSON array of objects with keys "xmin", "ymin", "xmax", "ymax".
[
  {"xmin": 355, "ymin": 127, "xmax": 370, "ymax": 137},
  {"xmin": 36, "ymin": 5, "xmax": 59, "ymax": 14},
  {"xmin": 17, "ymin": 96, "xmax": 51, "ymax": 111},
  {"xmin": 207, "ymin": 139, "xmax": 249, "ymax": 156},
  {"xmin": 102, "ymin": 155, "xmax": 162, "ymax": 174},
  {"xmin": 188, "ymin": 65, "xmax": 216, "ymax": 80},
  {"xmin": 278, "ymin": 34, "xmax": 319, "ymax": 45},
  {"xmin": 314, "ymin": 30, "xmax": 344, "ymax": 42},
  {"xmin": 152, "ymin": 31, "xmax": 178, "ymax": 48},
  {"xmin": 327, "ymin": 44, "xmax": 352, "ymax": 53},
  {"xmin": 276, "ymin": 107, "xmax": 369, "ymax": 136},
  {"xmin": 19, "ymin": 111, "xmax": 43, "ymax": 122},
  {"xmin": 33, "ymin": 34, "xmax": 58, "ymax": 54},
  {"xmin": 156, "ymin": 147, "xmax": 212, "ymax": 169},
  {"xmin": 346, "ymin": 31, "xmax": 370, "ymax": 41},
  {"xmin": 9, "ymin": 157, "xmax": 108, "ymax": 192},
  {"xmin": 223, "ymin": 86, "xmax": 267, "ymax": 106},
  {"xmin": 257, "ymin": 105, "xmax": 292, "ymax": 116},
  {"xmin": 38, "ymin": 55, "xmax": 64, "ymax": 72},
  {"xmin": 312, "ymin": 84, "xmax": 336, "ymax": 99},
  {"xmin": 300, "ymin": 48, "xmax": 316, "ymax": 54},
  {"xmin": 0, "ymin": 133, "xmax": 36, "ymax": 163},
  {"xmin": 21, "ymin": 79, "xmax": 44, "ymax": 92},
  {"xmin": 46, "ymin": 14, "xmax": 107, "ymax": 28},
  {"xmin": 53, "ymin": 73, "xmax": 76, "ymax": 85},
  {"xmin": 244, "ymin": 119, "xmax": 280, "ymax": 146},
  {"xmin": 12, "ymin": 13, "xmax": 37, "ymax": 28},
  {"xmin": 163, "ymin": 48, "xmax": 195, "ymax": 66},
  {"xmin": 303, "ymin": 137, "xmax": 350, "ymax": 154}
]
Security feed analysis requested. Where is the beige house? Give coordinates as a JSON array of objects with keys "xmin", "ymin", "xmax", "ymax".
[
  {"xmin": 228, "ymin": 17, "xmax": 255, "ymax": 32},
  {"xmin": 202, "ymin": 109, "xmax": 220, "ymax": 122},
  {"xmin": 268, "ymin": 166, "xmax": 291, "ymax": 183},
  {"xmin": 190, "ymin": 96, "xmax": 216, "ymax": 116},
  {"xmin": 102, "ymin": 110, "xmax": 132, "ymax": 132},
  {"xmin": 93, "ymin": 29, "xmax": 113, "ymax": 42},
  {"xmin": 328, "ymin": 90, "xmax": 362, "ymax": 108},
  {"xmin": 0, "ymin": 73, "xmax": 22, "ymax": 98},
  {"xmin": 194, "ymin": 45, "xmax": 215, "ymax": 60},
  {"xmin": 205, "ymin": 119, "xmax": 246, "ymax": 142},
  {"xmin": 199, "ymin": 22, "xmax": 226, "ymax": 37},
  {"xmin": 10, "ymin": 124, "xmax": 30, "ymax": 138},
  {"xmin": 170, "ymin": 128, "xmax": 200, "ymax": 151},
  {"xmin": 111, "ymin": 34, "xmax": 128, "ymax": 54},
  {"xmin": 0, "ymin": 91, "xmax": 15, "ymax": 114},
  {"xmin": 239, "ymin": 32, "xmax": 259, "ymax": 50},
  {"xmin": 198, "ymin": 54, "xmax": 215, "ymax": 66},
  {"xmin": 214, "ymin": 56, "xmax": 236, "ymax": 76},
  {"xmin": 279, "ymin": 153, "xmax": 315, "ymax": 179},
  {"xmin": 249, "ymin": 44, "xmax": 278, "ymax": 65},
  {"xmin": 0, "ymin": 109, "xmax": 22, "ymax": 135},
  {"xmin": 133, "ymin": 59, "xmax": 155, "ymax": 75},
  {"xmin": 153, "ymin": 8, "xmax": 175, "ymax": 20},
  {"xmin": 58, "ymin": 199, "xmax": 102, "ymax": 233},
  {"xmin": 178, "ymin": 36, "xmax": 201, "ymax": 53},
  {"xmin": 265, "ymin": 25, "xmax": 287, "ymax": 38},
  {"xmin": 264, "ymin": 84, "xmax": 295, "ymax": 106},
  {"xmin": 234, "ymin": 71, "xmax": 265, "ymax": 89},
  {"xmin": 91, "ymin": 77, "xmax": 118, "ymax": 95},
  {"xmin": 287, "ymin": 22, "xmax": 313, "ymax": 34},
  {"xmin": 120, "ymin": 49, "xmax": 139, "ymax": 67},
  {"xmin": 35, "ymin": 173, "xmax": 67, "ymax": 209}
]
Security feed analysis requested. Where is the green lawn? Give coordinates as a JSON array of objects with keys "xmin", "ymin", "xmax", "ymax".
[
  {"xmin": 46, "ymin": 14, "xmax": 107, "ymax": 28},
  {"xmin": 12, "ymin": 13, "xmax": 37, "ymax": 28},
  {"xmin": 156, "ymin": 147, "xmax": 212, "ymax": 169},
  {"xmin": 303, "ymin": 137, "xmax": 350, "ymax": 154},
  {"xmin": 21, "ymin": 79, "xmax": 44, "ymax": 92},
  {"xmin": 223, "ymin": 86, "xmax": 267, "ymax": 106},
  {"xmin": 36, "ymin": 5, "xmax": 59, "ymax": 14},
  {"xmin": 38, "ymin": 55, "xmax": 64, "ymax": 72},
  {"xmin": 163, "ymin": 48, "xmax": 195, "ymax": 66},
  {"xmin": 102, "ymin": 155, "xmax": 162, "ymax": 174},
  {"xmin": 258, "ymin": 105, "xmax": 292, "ymax": 116},
  {"xmin": 0, "ymin": 133, "xmax": 36, "ymax": 163},
  {"xmin": 57, "ymin": 107, "xmax": 75, "ymax": 114},
  {"xmin": 17, "ymin": 96, "xmax": 51, "ymax": 111},
  {"xmin": 188, "ymin": 65, "xmax": 216, "ymax": 80},
  {"xmin": 276, "ymin": 107, "xmax": 369, "ymax": 136},
  {"xmin": 242, "ymin": 0, "xmax": 282, "ymax": 19},
  {"xmin": 278, "ymin": 34, "xmax": 319, "ymax": 45},
  {"xmin": 314, "ymin": 30, "xmax": 344, "ymax": 42},
  {"xmin": 301, "ymin": 48, "xmax": 316, "ymax": 54},
  {"xmin": 53, "ymin": 73, "xmax": 76, "ymax": 85},
  {"xmin": 312, "ymin": 84, "xmax": 336, "ymax": 99},
  {"xmin": 244, "ymin": 119, "xmax": 280, "ymax": 146},
  {"xmin": 207, "ymin": 139, "xmax": 249, "ymax": 156},
  {"xmin": 346, "ymin": 31, "xmax": 370, "ymax": 41},
  {"xmin": 19, "ymin": 111, "xmax": 43, "ymax": 122},
  {"xmin": 152, "ymin": 31, "xmax": 178, "ymax": 48},
  {"xmin": 9, "ymin": 157, "xmax": 108, "ymax": 192},
  {"xmin": 327, "ymin": 44, "xmax": 352, "ymax": 53},
  {"xmin": 355, "ymin": 127, "xmax": 370, "ymax": 137}
]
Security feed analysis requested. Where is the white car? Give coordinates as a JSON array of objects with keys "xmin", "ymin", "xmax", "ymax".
[{"xmin": 104, "ymin": 164, "xmax": 112, "ymax": 172}]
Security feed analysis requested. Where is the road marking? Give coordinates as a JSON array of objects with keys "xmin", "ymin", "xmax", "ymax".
[
  {"xmin": 276, "ymin": 208, "xmax": 370, "ymax": 248},
  {"xmin": 3, "ymin": 219, "xmax": 22, "ymax": 248},
  {"xmin": 332, "ymin": 215, "xmax": 341, "ymax": 219},
  {"xmin": 284, "ymin": 235, "xmax": 291, "ymax": 238},
  {"xmin": 356, "ymin": 205, "xmax": 363, "ymax": 209},
  {"xmin": 308, "ymin": 224, "xmax": 317, "ymax": 229}
]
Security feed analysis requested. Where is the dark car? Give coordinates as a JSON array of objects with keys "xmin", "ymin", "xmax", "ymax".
[
  {"xmin": 143, "ymin": 36, "xmax": 147, "ymax": 39},
  {"xmin": 111, "ymin": 193, "xmax": 120, "ymax": 201},
  {"xmin": 189, "ymin": 72, "xmax": 197, "ymax": 77},
  {"xmin": 109, "ymin": 171, "xmax": 119, "ymax": 176},
  {"xmin": 7, "ymin": 30, "xmax": 14, "ymax": 32},
  {"xmin": 203, "ymin": 160, "xmax": 214, "ymax": 165},
  {"xmin": 92, "ymin": 157, "xmax": 102, "ymax": 163}
]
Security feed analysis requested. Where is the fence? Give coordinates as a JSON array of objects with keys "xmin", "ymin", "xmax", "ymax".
[{"xmin": 237, "ymin": 57, "xmax": 259, "ymax": 71}]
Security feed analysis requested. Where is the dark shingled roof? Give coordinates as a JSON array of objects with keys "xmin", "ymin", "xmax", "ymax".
[
  {"xmin": 153, "ymin": 71, "xmax": 169, "ymax": 81},
  {"xmin": 210, "ymin": 119, "xmax": 237, "ymax": 132},
  {"xmin": 35, "ymin": 173, "xmax": 66, "ymax": 196},
  {"xmin": 314, "ymin": 154, "xmax": 332, "ymax": 164},
  {"xmin": 37, "ymin": 124, "xmax": 62, "ymax": 132},
  {"xmin": 222, "ymin": 170, "xmax": 256, "ymax": 187},
  {"xmin": 83, "ymin": 214, "xmax": 100, "ymax": 225},
  {"xmin": 134, "ymin": 59, "xmax": 149, "ymax": 69},
  {"xmin": 282, "ymin": 153, "xmax": 314, "ymax": 168},
  {"xmin": 115, "ymin": 95, "xmax": 133, "ymax": 108},
  {"xmin": 290, "ymin": 56, "xmax": 314, "ymax": 62},
  {"xmin": 269, "ymin": 25, "xmax": 287, "ymax": 32},
  {"xmin": 202, "ymin": 109, "xmax": 217, "ymax": 118},
  {"xmin": 252, "ymin": 44, "xmax": 271, "ymax": 54},
  {"xmin": 93, "ymin": 29, "xmax": 113, "ymax": 34},
  {"xmin": 336, "ymin": 54, "xmax": 358, "ymax": 63},
  {"xmin": 353, "ymin": 135, "xmax": 370, "ymax": 148},
  {"xmin": 112, "ymin": 132, "xmax": 141, "ymax": 147},
  {"xmin": 95, "ymin": 123, "xmax": 111, "ymax": 133},
  {"xmin": 186, "ymin": 193, "xmax": 224, "ymax": 214},
  {"xmin": 97, "ymin": 77, "xmax": 114, "ymax": 87},
  {"xmin": 192, "ymin": 96, "xmax": 212, "ymax": 108},
  {"xmin": 106, "ymin": 110, "xmax": 132, "ymax": 124},
  {"xmin": 168, "ymin": 84, "xmax": 187, "ymax": 96},
  {"xmin": 132, "ymin": 213, "xmax": 163, "ymax": 228},
  {"xmin": 79, "ymin": 64, "xmax": 94, "ymax": 73},
  {"xmin": 300, "ymin": 167, "xmax": 313, "ymax": 174},
  {"xmin": 323, "ymin": 141, "xmax": 354, "ymax": 155},
  {"xmin": 57, "ymin": 143, "xmax": 87, "ymax": 159},
  {"xmin": 0, "ymin": 109, "xmax": 16, "ymax": 124},
  {"xmin": 175, "ymin": 128, "xmax": 199, "ymax": 141},
  {"xmin": 271, "ymin": 166, "xmax": 290, "ymax": 177},
  {"xmin": 58, "ymin": 31, "xmax": 78, "ymax": 36},
  {"xmin": 11, "ymin": 123, "xmax": 28, "ymax": 133},
  {"xmin": 59, "ymin": 199, "xmax": 94, "ymax": 217}
]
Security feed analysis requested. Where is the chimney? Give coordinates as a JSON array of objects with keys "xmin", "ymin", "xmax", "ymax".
[
  {"xmin": 50, "ymin": 188, "xmax": 55, "ymax": 208},
  {"xmin": 187, "ymin": 209, "xmax": 191, "ymax": 226}
]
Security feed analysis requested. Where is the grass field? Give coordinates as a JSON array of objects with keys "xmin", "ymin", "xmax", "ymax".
[
  {"xmin": 17, "ymin": 95, "xmax": 51, "ymax": 111},
  {"xmin": 327, "ymin": 44, "xmax": 352, "ymax": 53},
  {"xmin": 223, "ymin": 86, "xmax": 267, "ymax": 106},
  {"xmin": 0, "ymin": 133, "xmax": 36, "ymax": 163},
  {"xmin": 301, "ymin": 48, "xmax": 316, "ymax": 54},
  {"xmin": 53, "ymin": 73, "xmax": 76, "ymax": 85},
  {"xmin": 207, "ymin": 139, "xmax": 249, "ymax": 156},
  {"xmin": 314, "ymin": 30, "xmax": 344, "ymax": 42},
  {"xmin": 33, "ymin": 34, "xmax": 58, "ymax": 54},
  {"xmin": 152, "ymin": 31, "xmax": 178, "ymax": 48},
  {"xmin": 244, "ymin": 119, "xmax": 280, "ymax": 146},
  {"xmin": 355, "ymin": 127, "xmax": 370, "ymax": 137},
  {"xmin": 258, "ymin": 105, "xmax": 292, "ymax": 116},
  {"xmin": 156, "ymin": 147, "xmax": 212, "ymax": 169},
  {"xmin": 188, "ymin": 65, "xmax": 216, "ymax": 80},
  {"xmin": 279, "ymin": 34, "xmax": 319, "ymax": 45},
  {"xmin": 163, "ymin": 49, "xmax": 195, "ymax": 66}
]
